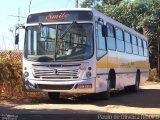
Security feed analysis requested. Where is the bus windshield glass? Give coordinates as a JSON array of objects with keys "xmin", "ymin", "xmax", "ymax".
[{"xmin": 24, "ymin": 23, "xmax": 93, "ymax": 62}]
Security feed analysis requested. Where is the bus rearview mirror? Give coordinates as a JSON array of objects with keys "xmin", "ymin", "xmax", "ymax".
[
  {"xmin": 15, "ymin": 34, "xmax": 19, "ymax": 45},
  {"xmin": 22, "ymin": 25, "xmax": 25, "ymax": 29}
]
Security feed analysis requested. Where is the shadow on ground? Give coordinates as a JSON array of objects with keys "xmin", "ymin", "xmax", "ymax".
[
  {"xmin": 0, "ymin": 88, "xmax": 160, "ymax": 119},
  {"xmin": 2, "ymin": 88, "xmax": 160, "ymax": 108}
]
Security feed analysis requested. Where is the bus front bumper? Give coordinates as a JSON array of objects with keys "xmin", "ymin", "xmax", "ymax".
[{"xmin": 23, "ymin": 78, "xmax": 96, "ymax": 93}]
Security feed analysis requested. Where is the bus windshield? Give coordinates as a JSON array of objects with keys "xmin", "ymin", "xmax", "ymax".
[{"xmin": 24, "ymin": 23, "xmax": 93, "ymax": 62}]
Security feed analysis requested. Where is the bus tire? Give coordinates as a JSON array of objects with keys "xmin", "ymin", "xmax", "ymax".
[
  {"xmin": 131, "ymin": 72, "xmax": 140, "ymax": 92},
  {"xmin": 125, "ymin": 72, "xmax": 140, "ymax": 92},
  {"xmin": 109, "ymin": 69, "xmax": 116, "ymax": 88},
  {"xmin": 100, "ymin": 80, "xmax": 111, "ymax": 100},
  {"xmin": 48, "ymin": 92, "xmax": 60, "ymax": 100}
]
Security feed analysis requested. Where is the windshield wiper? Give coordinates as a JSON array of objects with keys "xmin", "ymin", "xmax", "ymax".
[
  {"xmin": 54, "ymin": 21, "xmax": 77, "ymax": 61},
  {"xmin": 59, "ymin": 21, "xmax": 77, "ymax": 39}
]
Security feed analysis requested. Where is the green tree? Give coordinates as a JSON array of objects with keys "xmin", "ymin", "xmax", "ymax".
[
  {"xmin": 81, "ymin": 0, "xmax": 104, "ymax": 12},
  {"xmin": 81, "ymin": 0, "xmax": 160, "ymax": 69},
  {"xmin": 142, "ymin": 0, "xmax": 160, "ymax": 68}
]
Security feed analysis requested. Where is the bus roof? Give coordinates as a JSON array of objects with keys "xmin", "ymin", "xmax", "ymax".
[
  {"xmin": 28, "ymin": 8, "xmax": 148, "ymax": 41},
  {"xmin": 28, "ymin": 8, "xmax": 93, "ymax": 14}
]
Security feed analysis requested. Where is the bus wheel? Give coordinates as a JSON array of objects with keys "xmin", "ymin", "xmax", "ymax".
[
  {"xmin": 131, "ymin": 72, "xmax": 140, "ymax": 92},
  {"xmin": 100, "ymin": 80, "xmax": 111, "ymax": 100},
  {"xmin": 48, "ymin": 92, "xmax": 60, "ymax": 100}
]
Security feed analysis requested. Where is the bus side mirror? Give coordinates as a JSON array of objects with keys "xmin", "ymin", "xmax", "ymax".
[
  {"xmin": 22, "ymin": 25, "xmax": 25, "ymax": 29},
  {"xmin": 15, "ymin": 34, "xmax": 19, "ymax": 45},
  {"xmin": 102, "ymin": 25, "xmax": 108, "ymax": 37}
]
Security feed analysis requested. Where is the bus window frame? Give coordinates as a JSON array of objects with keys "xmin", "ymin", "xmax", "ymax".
[
  {"xmin": 106, "ymin": 23, "xmax": 116, "ymax": 51},
  {"xmin": 96, "ymin": 21, "xmax": 107, "ymax": 60},
  {"xmin": 142, "ymin": 39, "xmax": 148, "ymax": 57},
  {"xmin": 115, "ymin": 27, "xmax": 125, "ymax": 52},
  {"xmin": 131, "ymin": 35, "xmax": 139, "ymax": 55},
  {"xmin": 124, "ymin": 31, "xmax": 132, "ymax": 54},
  {"xmin": 137, "ymin": 38, "xmax": 144, "ymax": 56}
]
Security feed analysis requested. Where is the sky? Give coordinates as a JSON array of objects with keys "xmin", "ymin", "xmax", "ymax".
[{"xmin": 0, "ymin": 0, "xmax": 83, "ymax": 50}]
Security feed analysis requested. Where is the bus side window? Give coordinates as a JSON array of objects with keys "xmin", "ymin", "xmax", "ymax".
[
  {"xmin": 138, "ymin": 38, "xmax": 143, "ymax": 56},
  {"xmin": 132, "ymin": 35, "xmax": 138, "ymax": 55},
  {"xmin": 107, "ymin": 23, "xmax": 116, "ymax": 50},
  {"xmin": 116, "ymin": 28, "xmax": 124, "ymax": 52},
  {"xmin": 143, "ymin": 40, "xmax": 148, "ymax": 57},
  {"xmin": 96, "ymin": 23, "xmax": 107, "ymax": 59},
  {"xmin": 124, "ymin": 31, "xmax": 132, "ymax": 53}
]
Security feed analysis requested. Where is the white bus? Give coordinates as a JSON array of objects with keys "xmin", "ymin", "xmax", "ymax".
[{"xmin": 23, "ymin": 8, "xmax": 149, "ymax": 100}]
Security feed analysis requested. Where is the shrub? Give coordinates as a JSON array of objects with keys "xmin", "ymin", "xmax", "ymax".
[
  {"xmin": 0, "ymin": 57, "xmax": 46, "ymax": 99},
  {"xmin": 148, "ymin": 68, "xmax": 159, "ymax": 81}
]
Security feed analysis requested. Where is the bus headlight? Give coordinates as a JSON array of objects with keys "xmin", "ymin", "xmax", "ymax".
[
  {"xmin": 86, "ymin": 71, "xmax": 92, "ymax": 78},
  {"xmin": 24, "ymin": 71, "xmax": 29, "ymax": 77}
]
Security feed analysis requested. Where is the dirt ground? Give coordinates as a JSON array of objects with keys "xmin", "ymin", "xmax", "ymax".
[{"xmin": 0, "ymin": 81, "xmax": 160, "ymax": 119}]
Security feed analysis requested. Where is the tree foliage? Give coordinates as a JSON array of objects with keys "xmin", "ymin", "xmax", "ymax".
[
  {"xmin": 81, "ymin": 0, "xmax": 104, "ymax": 12},
  {"xmin": 81, "ymin": 0, "xmax": 160, "ymax": 69}
]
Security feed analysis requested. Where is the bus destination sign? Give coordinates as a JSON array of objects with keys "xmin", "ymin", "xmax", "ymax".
[
  {"xmin": 45, "ymin": 12, "xmax": 69, "ymax": 21},
  {"xmin": 27, "ymin": 11, "xmax": 93, "ymax": 23}
]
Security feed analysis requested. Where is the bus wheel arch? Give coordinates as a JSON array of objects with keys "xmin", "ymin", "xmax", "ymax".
[
  {"xmin": 125, "ymin": 69, "xmax": 140, "ymax": 92},
  {"xmin": 108, "ymin": 69, "xmax": 116, "ymax": 88}
]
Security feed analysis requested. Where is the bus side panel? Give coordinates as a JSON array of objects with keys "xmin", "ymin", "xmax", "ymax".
[
  {"xmin": 115, "ymin": 52, "xmax": 136, "ymax": 89},
  {"xmin": 115, "ymin": 69, "xmax": 136, "ymax": 89},
  {"xmin": 116, "ymin": 52, "xmax": 149, "ymax": 89},
  {"xmin": 96, "ymin": 55, "xmax": 109, "ymax": 93},
  {"xmin": 107, "ymin": 51, "xmax": 135, "ymax": 89},
  {"xmin": 132, "ymin": 55, "xmax": 149, "ymax": 84},
  {"xmin": 95, "ymin": 51, "xmax": 149, "ymax": 92}
]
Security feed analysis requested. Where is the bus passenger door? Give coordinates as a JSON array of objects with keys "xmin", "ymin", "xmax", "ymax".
[{"xmin": 96, "ymin": 22, "xmax": 108, "ymax": 93}]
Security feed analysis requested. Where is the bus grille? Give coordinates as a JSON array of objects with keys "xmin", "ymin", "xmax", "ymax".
[
  {"xmin": 37, "ymin": 84, "xmax": 74, "ymax": 90},
  {"xmin": 32, "ymin": 64, "xmax": 80, "ymax": 80}
]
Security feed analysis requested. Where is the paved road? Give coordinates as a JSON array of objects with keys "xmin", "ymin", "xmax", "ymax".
[{"xmin": 0, "ymin": 82, "xmax": 160, "ymax": 120}]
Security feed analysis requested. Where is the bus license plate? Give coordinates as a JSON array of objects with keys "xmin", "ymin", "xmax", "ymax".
[{"xmin": 78, "ymin": 84, "xmax": 92, "ymax": 89}]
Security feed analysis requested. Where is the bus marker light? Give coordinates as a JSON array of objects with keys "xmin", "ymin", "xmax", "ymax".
[
  {"xmin": 78, "ymin": 84, "xmax": 92, "ymax": 89},
  {"xmin": 88, "ymin": 67, "xmax": 92, "ymax": 70}
]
